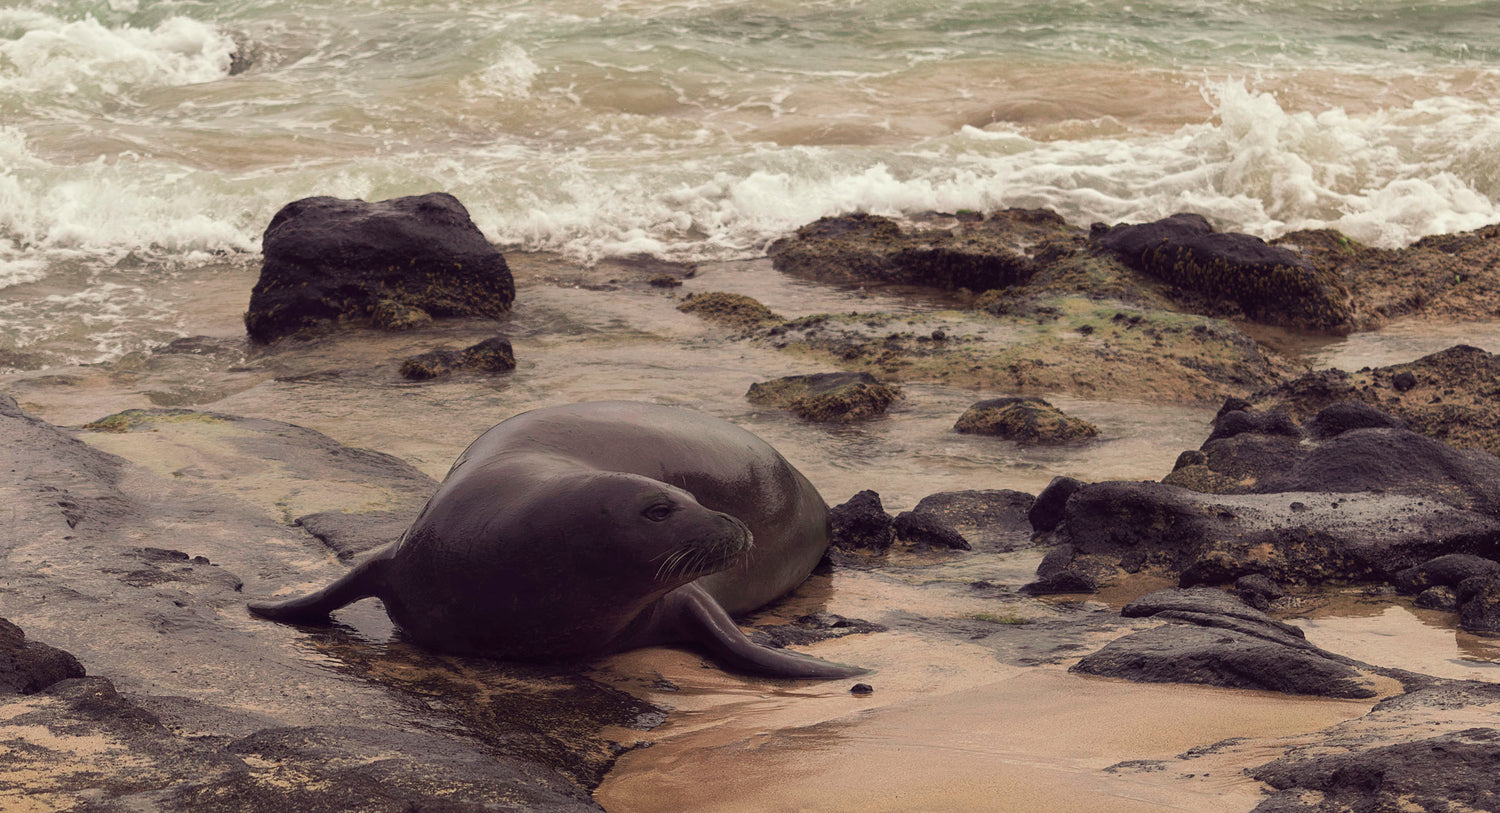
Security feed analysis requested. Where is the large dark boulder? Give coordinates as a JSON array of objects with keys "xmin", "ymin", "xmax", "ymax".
[
  {"xmin": 1092, "ymin": 213, "xmax": 1352, "ymax": 331},
  {"xmin": 246, "ymin": 193, "xmax": 514, "ymax": 343}
]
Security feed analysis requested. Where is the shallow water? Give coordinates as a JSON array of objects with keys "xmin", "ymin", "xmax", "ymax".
[{"xmin": 4, "ymin": 0, "xmax": 1500, "ymax": 372}]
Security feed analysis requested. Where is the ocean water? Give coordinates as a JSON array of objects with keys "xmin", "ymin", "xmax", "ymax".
[{"xmin": 2, "ymin": 0, "xmax": 1499, "ymax": 364}]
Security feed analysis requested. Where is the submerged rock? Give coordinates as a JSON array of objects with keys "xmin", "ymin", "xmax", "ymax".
[
  {"xmin": 399, "ymin": 336, "xmax": 517, "ymax": 380},
  {"xmin": 954, "ymin": 397, "xmax": 1098, "ymax": 443},
  {"xmin": 246, "ymin": 193, "xmax": 514, "ymax": 344},
  {"xmin": 906, "ymin": 489, "xmax": 1036, "ymax": 552},
  {"xmin": 677, "ymin": 291, "xmax": 783, "ymax": 329},
  {"xmin": 746, "ymin": 371, "xmax": 899, "ymax": 422},
  {"xmin": 892, "ymin": 511, "xmax": 971, "ymax": 551}
]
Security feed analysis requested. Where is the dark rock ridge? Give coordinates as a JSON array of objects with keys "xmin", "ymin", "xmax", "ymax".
[
  {"xmin": 0, "ymin": 618, "xmax": 85, "ymax": 694},
  {"xmin": 746, "ymin": 371, "xmax": 899, "ymax": 422},
  {"xmin": 954, "ymin": 396, "xmax": 1098, "ymax": 443},
  {"xmin": 1072, "ymin": 588, "xmax": 1379, "ymax": 698},
  {"xmin": 1252, "ymin": 344, "xmax": 1500, "ymax": 457},
  {"xmin": 1091, "ymin": 213, "xmax": 1353, "ymax": 331},
  {"xmin": 246, "ymin": 193, "xmax": 514, "ymax": 343},
  {"xmin": 1033, "ymin": 400, "xmax": 1500, "ymax": 595}
]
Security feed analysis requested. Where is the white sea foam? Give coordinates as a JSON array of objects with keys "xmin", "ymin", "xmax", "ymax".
[
  {"xmin": 467, "ymin": 43, "xmax": 539, "ymax": 99},
  {"xmin": 0, "ymin": 12, "xmax": 234, "ymax": 98},
  {"xmin": 452, "ymin": 80, "xmax": 1497, "ymax": 262}
]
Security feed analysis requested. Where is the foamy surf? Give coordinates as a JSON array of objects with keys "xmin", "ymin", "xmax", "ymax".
[{"xmin": 0, "ymin": 0, "xmax": 1496, "ymax": 364}]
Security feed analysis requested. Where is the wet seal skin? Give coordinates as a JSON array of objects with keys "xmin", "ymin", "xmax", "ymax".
[{"xmin": 250, "ymin": 401, "xmax": 866, "ymax": 679}]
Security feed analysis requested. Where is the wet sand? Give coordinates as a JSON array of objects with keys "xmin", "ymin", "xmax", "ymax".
[
  {"xmin": 592, "ymin": 562, "xmax": 1390, "ymax": 812},
  {"xmin": 597, "ymin": 667, "xmax": 1375, "ymax": 813}
]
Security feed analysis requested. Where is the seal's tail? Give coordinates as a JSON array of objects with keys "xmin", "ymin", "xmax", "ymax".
[{"xmin": 247, "ymin": 555, "xmax": 385, "ymax": 624}]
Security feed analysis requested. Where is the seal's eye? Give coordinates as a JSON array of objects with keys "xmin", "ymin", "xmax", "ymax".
[{"xmin": 643, "ymin": 503, "xmax": 673, "ymax": 522}]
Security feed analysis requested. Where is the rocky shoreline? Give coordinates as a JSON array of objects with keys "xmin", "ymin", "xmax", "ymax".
[{"xmin": 7, "ymin": 196, "xmax": 1500, "ymax": 810}]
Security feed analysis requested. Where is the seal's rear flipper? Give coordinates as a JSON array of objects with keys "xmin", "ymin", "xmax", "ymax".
[
  {"xmin": 248, "ymin": 556, "xmax": 384, "ymax": 625},
  {"xmin": 666, "ymin": 583, "xmax": 870, "ymax": 679}
]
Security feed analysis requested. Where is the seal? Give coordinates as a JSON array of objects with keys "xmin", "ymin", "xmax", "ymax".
[{"xmin": 249, "ymin": 401, "xmax": 865, "ymax": 679}]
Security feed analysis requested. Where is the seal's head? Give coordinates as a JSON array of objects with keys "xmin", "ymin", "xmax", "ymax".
[{"xmin": 561, "ymin": 472, "xmax": 753, "ymax": 590}]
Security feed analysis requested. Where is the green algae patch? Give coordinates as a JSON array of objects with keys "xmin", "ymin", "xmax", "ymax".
[
  {"xmin": 677, "ymin": 291, "xmax": 784, "ymax": 329},
  {"xmin": 83, "ymin": 409, "xmax": 229, "ymax": 433},
  {"xmin": 754, "ymin": 299, "xmax": 1302, "ymax": 406}
]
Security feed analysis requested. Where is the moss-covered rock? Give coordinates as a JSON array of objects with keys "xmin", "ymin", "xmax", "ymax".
[
  {"xmin": 677, "ymin": 291, "xmax": 783, "ymax": 329},
  {"xmin": 1092, "ymin": 213, "xmax": 1353, "ymax": 331},
  {"xmin": 460, "ymin": 336, "xmax": 517, "ymax": 373},
  {"xmin": 954, "ymin": 396, "xmax": 1098, "ymax": 443},
  {"xmin": 767, "ymin": 209, "xmax": 1076, "ymax": 290},
  {"xmin": 746, "ymin": 371, "xmax": 899, "ymax": 422},
  {"xmin": 1251, "ymin": 344, "xmax": 1500, "ymax": 456}
]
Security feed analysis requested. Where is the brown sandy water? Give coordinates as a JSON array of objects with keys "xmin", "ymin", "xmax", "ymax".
[
  {"xmin": 7, "ymin": 251, "xmax": 1500, "ymax": 811},
  {"xmin": 591, "ymin": 563, "xmax": 1384, "ymax": 813}
]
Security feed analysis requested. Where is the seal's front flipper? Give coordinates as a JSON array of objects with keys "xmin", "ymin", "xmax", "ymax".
[
  {"xmin": 248, "ymin": 556, "xmax": 384, "ymax": 625},
  {"xmin": 665, "ymin": 583, "xmax": 870, "ymax": 679}
]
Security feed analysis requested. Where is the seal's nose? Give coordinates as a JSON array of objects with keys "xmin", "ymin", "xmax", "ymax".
[{"xmin": 719, "ymin": 512, "xmax": 753, "ymax": 552}]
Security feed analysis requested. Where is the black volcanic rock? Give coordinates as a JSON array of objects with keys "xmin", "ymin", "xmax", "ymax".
[
  {"xmin": 1092, "ymin": 213, "xmax": 1352, "ymax": 330},
  {"xmin": 246, "ymin": 193, "xmax": 513, "ymax": 343}
]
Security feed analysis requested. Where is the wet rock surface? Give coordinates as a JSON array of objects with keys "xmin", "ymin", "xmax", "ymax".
[
  {"xmin": 1248, "ymin": 681, "xmax": 1500, "ymax": 813},
  {"xmin": 246, "ymin": 193, "xmax": 514, "ymax": 344},
  {"xmin": 0, "ymin": 394, "xmax": 644, "ymax": 810},
  {"xmin": 1073, "ymin": 588, "xmax": 1379, "ymax": 699}
]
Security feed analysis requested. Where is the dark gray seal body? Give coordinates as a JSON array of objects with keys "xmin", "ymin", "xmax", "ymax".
[{"xmin": 249, "ymin": 401, "xmax": 864, "ymax": 679}]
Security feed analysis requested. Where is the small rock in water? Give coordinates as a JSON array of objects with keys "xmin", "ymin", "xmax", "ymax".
[{"xmin": 850, "ymin": 683, "xmax": 874, "ymax": 695}]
